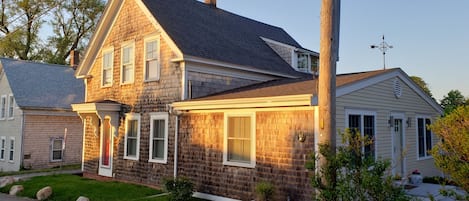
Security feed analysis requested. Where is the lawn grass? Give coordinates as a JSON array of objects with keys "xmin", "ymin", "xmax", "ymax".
[{"xmin": 0, "ymin": 174, "xmax": 207, "ymax": 201}]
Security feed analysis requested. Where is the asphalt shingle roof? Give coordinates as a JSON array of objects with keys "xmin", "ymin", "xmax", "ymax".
[
  {"xmin": 141, "ymin": 0, "xmax": 309, "ymax": 77},
  {"xmin": 0, "ymin": 58, "xmax": 84, "ymax": 110},
  {"xmin": 193, "ymin": 69, "xmax": 397, "ymax": 101}
]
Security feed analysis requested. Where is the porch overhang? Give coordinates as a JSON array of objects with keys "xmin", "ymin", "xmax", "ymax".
[{"xmin": 72, "ymin": 102, "xmax": 122, "ymax": 137}]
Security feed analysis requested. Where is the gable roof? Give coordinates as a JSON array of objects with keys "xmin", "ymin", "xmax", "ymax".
[
  {"xmin": 172, "ymin": 68, "xmax": 443, "ymax": 114},
  {"xmin": 0, "ymin": 58, "xmax": 84, "ymax": 110},
  {"xmin": 77, "ymin": 0, "xmax": 312, "ymax": 78}
]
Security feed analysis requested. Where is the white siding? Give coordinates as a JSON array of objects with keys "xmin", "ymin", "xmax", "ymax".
[
  {"xmin": 0, "ymin": 70, "xmax": 23, "ymax": 171},
  {"xmin": 336, "ymin": 76, "xmax": 441, "ymax": 177}
]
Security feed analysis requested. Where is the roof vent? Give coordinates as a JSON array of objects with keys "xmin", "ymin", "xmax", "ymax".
[
  {"xmin": 204, "ymin": 0, "xmax": 216, "ymax": 7},
  {"xmin": 393, "ymin": 78, "xmax": 402, "ymax": 98}
]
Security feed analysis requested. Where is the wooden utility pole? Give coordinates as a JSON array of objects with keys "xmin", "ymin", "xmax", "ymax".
[{"xmin": 318, "ymin": 0, "xmax": 340, "ymax": 166}]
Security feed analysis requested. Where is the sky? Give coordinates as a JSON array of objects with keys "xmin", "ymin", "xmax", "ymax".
[{"xmin": 214, "ymin": 0, "xmax": 469, "ymax": 101}]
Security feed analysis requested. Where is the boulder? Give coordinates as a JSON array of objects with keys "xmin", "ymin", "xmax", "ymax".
[
  {"xmin": 0, "ymin": 176, "xmax": 16, "ymax": 188},
  {"xmin": 76, "ymin": 196, "xmax": 90, "ymax": 201},
  {"xmin": 9, "ymin": 185, "xmax": 24, "ymax": 195},
  {"xmin": 36, "ymin": 186, "xmax": 53, "ymax": 201}
]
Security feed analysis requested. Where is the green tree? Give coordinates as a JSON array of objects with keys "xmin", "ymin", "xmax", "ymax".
[
  {"xmin": 42, "ymin": 0, "xmax": 105, "ymax": 64},
  {"xmin": 410, "ymin": 76, "xmax": 433, "ymax": 98},
  {"xmin": 0, "ymin": 0, "xmax": 105, "ymax": 64},
  {"xmin": 440, "ymin": 90, "xmax": 466, "ymax": 115},
  {"xmin": 306, "ymin": 130, "xmax": 410, "ymax": 201},
  {"xmin": 429, "ymin": 106, "xmax": 469, "ymax": 192}
]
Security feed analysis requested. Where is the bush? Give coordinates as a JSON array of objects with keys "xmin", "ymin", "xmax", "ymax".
[
  {"xmin": 306, "ymin": 129, "xmax": 411, "ymax": 201},
  {"xmin": 255, "ymin": 181, "xmax": 275, "ymax": 201},
  {"xmin": 164, "ymin": 177, "xmax": 194, "ymax": 201}
]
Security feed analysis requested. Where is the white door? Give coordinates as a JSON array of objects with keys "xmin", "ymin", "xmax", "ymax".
[
  {"xmin": 99, "ymin": 118, "xmax": 113, "ymax": 177},
  {"xmin": 393, "ymin": 117, "xmax": 405, "ymax": 177}
]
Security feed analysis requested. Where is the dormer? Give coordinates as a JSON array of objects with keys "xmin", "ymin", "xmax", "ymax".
[{"xmin": 261, "ymin": 37, "xmax": 319, "ymax": 74}]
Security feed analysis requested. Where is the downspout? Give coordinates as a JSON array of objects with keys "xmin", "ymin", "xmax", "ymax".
[
  {"xmin": 173, "ymin": 115, "xmax": 179, "ymax": 179},
  {"xmin": 20, "ymin": 110, "xmax": 25, "ymax": 170}
]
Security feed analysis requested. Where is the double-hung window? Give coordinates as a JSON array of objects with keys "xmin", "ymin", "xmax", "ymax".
[
  {"xmin": 0, "ymin": 136, "xmax": 5, "ymax": 160},
  {"xmin": 149, "ymin": 112, "xmax": 168, "ymax": 163},
  {"xmin": 417, "ymin": 117, "xmax": 432, "ymax": 159},
  {"xmin": 7, "ymin": 94, "xmax": 13, "ymax": 118},
  {"xmin": 121, "ymin": 42, "xmax": 135, "ymax": 84},
  {"xmin": 124, "ymin": 113, "xmax": 140, "ymax": 160},
  {"xmin": 346, "ymin": 110, "xmax": 376, "ymax": 159},
  {"xmin": 51, "ymin": 138, "xmax": 63, "ymax": 161},
  {"xmin": 223, "ymin": 112, "xmax": 256, "ymax": 168},
  {"xmin": 9, "ymin": 137, "xmax": 14, "ymax": 162},
  {"xmin": 0, "ymin": 95, "xmax": 6, "ymax": 119},
  {"xmin": 102, "ymin": 48, "xmax": 114, "ymax": 87},
  {"xmin": 144, "ymin": 36, "xmax": 160, "ymax": 81}
]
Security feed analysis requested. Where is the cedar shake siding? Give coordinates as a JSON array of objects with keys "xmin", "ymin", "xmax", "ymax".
[
  {"xmin": 187, "ymin": 71, "xmax": 259, "ymax": 99},
  {"xmin": 22, "ymin": 114, "xmax": 82, "ymax": 169},
  {"xmin": 178, "ymin": 110, "xmax": 314, "ymax": 201}
]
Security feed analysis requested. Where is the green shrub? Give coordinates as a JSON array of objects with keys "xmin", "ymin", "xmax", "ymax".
[
  {"xmin": 306, "ymin": 129, "xmax": 411, "ymax": 201},
  {"xmin": 255, "ymin": 181, "xmax": 275, "ymax": 201},
  {"xmin": 164, "ymin": 177, "xmax": 194, "ymax": 201}
]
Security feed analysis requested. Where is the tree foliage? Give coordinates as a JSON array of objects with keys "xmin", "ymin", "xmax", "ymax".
[
  {"xmin": 0, "ymin": 0, "xmax": 105, "ymax": 64},
  {"xmin": 306, "ymin": 130, "xmax": 410, "ymax": 201},
  {"xmin": 410, "ymin": 76, "xmax": 433, "ymax": 98},
  {"xmin": 429, "ymin": 106, "xmax": 469, "ymax": 192},
  {"xmin": 440, "ymin": 90, "xmax": 467, "ymax": 115}
]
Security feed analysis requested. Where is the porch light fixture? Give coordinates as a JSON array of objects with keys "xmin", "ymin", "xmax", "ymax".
[
  {"xmin": 406, "ymin": 117, "xmax": 412, "ymax": 128},
  {"xmin": 388, "ymin": 116, "xmax": 394, "ymax": 127},
  {"xmin": 297, "ymin": 131, "xmax": 306, "ymax": 142}
]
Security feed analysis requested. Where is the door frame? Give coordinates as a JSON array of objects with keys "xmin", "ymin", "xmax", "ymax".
[
  {"xmin": 98, "ymin": 117, "xmax": 113, "ymax": 177},
  {"xmin": 391, "ymin": 113, "xmax": 406, "ymax": 177}
]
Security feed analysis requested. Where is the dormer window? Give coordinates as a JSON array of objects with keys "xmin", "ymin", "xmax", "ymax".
[{"xmin": 295, "ymin": 52, "xmax": 318, "ymax": 74}]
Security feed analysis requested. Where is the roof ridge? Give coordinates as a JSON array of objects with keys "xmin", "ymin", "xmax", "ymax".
[{"xmin": 0, "ymin": 57, "xmax": 70, "ymax": 69}]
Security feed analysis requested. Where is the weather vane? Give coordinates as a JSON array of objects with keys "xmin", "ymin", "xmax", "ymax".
[{"xmin": 370, "ymin": 35, "xmax": 393, "ymax": 69}]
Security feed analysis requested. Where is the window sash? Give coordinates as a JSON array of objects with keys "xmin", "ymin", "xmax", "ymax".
[
  {"xmin": 347, "ymin": 112, "xmax": 376, "ymax": 159},
  {"xmin": 0, "ymin": 96, "xmax": 6, "ymax": 119},
  {"xmin": 145, "ymin": 40, "xmax": 159, "ymax": 80},
  {"xmin": 0, "ymin": 138, "xmax": 5, "ymax": 160},
  {"xmin": 417, "ymin": 118, "xmax": 432, "ymax": 158},
  {"xmin": 8, "ymin": 95, "xmax": 13, "ymax": 118},
  {"xmin": 149, "ymin": 113, "xmax": 168, "ymax": 163},
  {"xmin": 121, "ymin": 45, "xmax": 134, "ymax": 83},
  {"xmin": 102, "ymin": 51, "xmax": 113, "ymax": 86},
  {"xmin": 51, "ymin": 138, "xmax": 63, "ymax": 161},
  {"xmin": 125, "ymin": 117, "xmax": 139, "ymax": 159},
  {"xmin": 227, "ymin": 116, "xmax": 251, "ymax": 163},
  {"xmin": 9, "ymin": 138, "xmax": 14, "ymax": 161}
]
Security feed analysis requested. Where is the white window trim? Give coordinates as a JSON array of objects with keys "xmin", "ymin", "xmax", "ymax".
[
  {"xmin": 120, "ymin": 41, "xmax": 135, "ymax": 85},
  {"xmin": 345, "ymin": 109, "xmax": 377, "ymax": 160},
  {"xmin": 124, "ymin": 113, "xmax": 141, "ymax": 160},
  {"xmin": 0, "ymin": 136, "xmax": 6, "ymax": 161},
  {"xmin": 50, "ymin": 137, "xmax": 64, "ymax": 162},
  {"xmin": 148, "ymin": 112, "xmax": 169, "ymax": 164},
  {"xmin": 223, "ymin": 112, "xmax": 256, "ymax": 168},
  {"xmin": 143, "ymin": 35, "xmax": 161, "ymax": 82},
  {"xmin": 101, "ymin": 47, "xmax": 114, "ymax": 88},
  {"xmin": 8, "ymin": 137, "xmax": 14, "ymax": 163},
  {"xmin": 0, "ymin": 95, "xmax": 6, "ymax": 120},
  {"xmin": 7, "ymin": 94, "xmax": 14, "ymax": 119},
  {"xmin": 416, "ymin": 115, "xmax": 433, "ymax": 160}
]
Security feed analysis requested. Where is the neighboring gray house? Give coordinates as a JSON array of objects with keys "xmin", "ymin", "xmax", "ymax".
[{"xmin": 0, "ymin": 58, "xmax": 84, "ymax": 172}]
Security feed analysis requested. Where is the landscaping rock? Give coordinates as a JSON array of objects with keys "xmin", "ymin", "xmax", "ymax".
[
  {"xmin": 9, "ymin": 185, "xmax": 24, "ymax": 195},
  {"xmin": 76, "ymin": 196, "xmax": 90, "ymax": 201},
  {"xmin": 36, "ymin": 186, "xmax": 53, "ymax": 201},
  {"xmin": 0, "ymin": 176, "xmax": 16, "ymax": 188}
]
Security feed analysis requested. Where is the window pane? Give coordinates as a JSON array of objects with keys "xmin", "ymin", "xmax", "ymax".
[
  {"xmin": 127, "ymin": 138, "xmax": 136, "ymax": 157},
  {"xmin": 227, "ymin": 116, "xmax": 251, "ymax": 163},
  {"xmin": 364, "ymin": 115, "xmax": 375, "ymax": 158},
  {"xmin": 127, "ymin": 120, "xmax": 138, "ymax": 137},
  {"xmin": 152, "ymin": 139, "xmax": 164, "ymax": 159},
  {"xmin": 53, "ymin": 139, "xmax": 62, "ymax": 150},
  {"xmin": 123, "ymin": 47, "xmax": 131, "ymax": 63},
  {"xmin": 0, "ymin": 150, "xmax": 4, "ymax": 159},
  {"xmin": 418, "ymin": 118, "xmax": 425, "ymax": 157},
  {"xmin": 153, "ymin": 120, "xmax": 165, "ymax": 138},
  {"xmin": 146, "ymin": 60, "xmax": 159, "ymax": 79},
  {"xmin": 425, "ymin": 119, "xmax": 432, "ymax": 153},
  {"xmin": 348, "ymin": 114, "xmax": 361, "ymax": 134},
  {"xmin": 146, "ymin": 41, "xmax": 157, "ymax": 59},
  {"xmin": 52, "ymin": 150, "xmax": 62, "ymax": 160}
]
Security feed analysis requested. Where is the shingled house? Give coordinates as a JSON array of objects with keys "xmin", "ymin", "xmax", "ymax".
[
  {"xmin": 0, "ymin": 58, "xmax": 84, "ymax": 172},
  {"xmin": 72, "ymin": 0, "xmax": 442, "ymax": 200}
]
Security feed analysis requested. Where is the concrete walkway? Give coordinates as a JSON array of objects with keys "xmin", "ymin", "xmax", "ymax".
[
  {"xmin": 0, "ymin": 169, "xmax": 82, "ymax": 201},
  {"xmin": 406, "ymin": 183, "xmax": 467, "ymax": 201}
]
